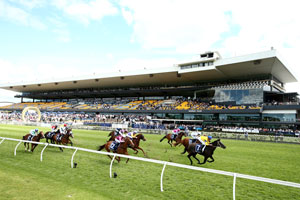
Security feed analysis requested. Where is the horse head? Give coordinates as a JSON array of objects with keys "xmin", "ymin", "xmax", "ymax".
[
  {"xmin": 212, "ymin": 139, "xmax": 226, "ymax": 149},
  {"xmin": 67, "ymin": 129, "xmax": 74, "ymax": 138},
  {"xmin": 137, "ymin": 134, "xmax": 146, "ymax": 141},
  {"xmin": 39, "ymin": 131, "xmax": 45, "ymax": 139}
]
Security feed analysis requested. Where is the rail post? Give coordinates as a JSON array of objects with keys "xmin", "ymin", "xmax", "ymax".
[
  {"xmin": 0, "ymin": 138, "xmax": 5, "ymax": 145},
  {"xmin": 40, "ymin": 143, "xmax": 49, "ymax": 162},
  {"xmin": 160, "ymin": 162, "xmax": 167, "ymax": 192},
  {"xmin": 110, "ymin": 155, "xmax": 116, "ymax": 178},
  {"xmin": 14, "ymin": 141, "xmax": 22, "ymax": 156},
  {"xmin": 233, "ymin": 173, "xmax": 237, "ymax": 200},
  {"xmin": 71, "ymin": 148, "xmax": 79, "ymax": 168}
]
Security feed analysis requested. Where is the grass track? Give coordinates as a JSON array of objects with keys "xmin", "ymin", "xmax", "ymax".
[{"xmin": 0, "ymin": 124, "xmax": 300, "ymax": 200}]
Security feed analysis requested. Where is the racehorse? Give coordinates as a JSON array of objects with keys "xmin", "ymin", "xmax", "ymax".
[
  {"xmin": 176, "ymin": 137, "xmax": 200, "ymax": 154},
  {"xmin": 44, "ymin": 130, "xmax": 59, "ymax": 144},
  {"xmin": 52, "ymin": 128, "xmax": 74, "ymax": 152},
  {"xmin": 160, "ymin": 132, "xmax": 186, "ymax": 147},
  {"xmin": 129, "ymin": 134, "xmax": 147, "ymax": 156},
  {"xmin": 22, "ymin": 131, "xmax": 45, "ymax": 152},
  {"xmin": 186, "ymin": 139, "xmax": 226, "ymax": 165},
  {"xmin": 98, "ymin": 136, "xmax": 134, "ymax": 163}
]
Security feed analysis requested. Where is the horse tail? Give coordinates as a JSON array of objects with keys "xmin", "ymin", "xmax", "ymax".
[
  {"xmin": 160, "ymin": 136, "xmax": 166, "ymax": 142},
  {"xmin": 98, "ymin": 144, "xmax": 105, "ymax": 151}
]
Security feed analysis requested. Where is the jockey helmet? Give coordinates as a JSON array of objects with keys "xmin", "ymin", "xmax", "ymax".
[
  {"xmin": 208, "ymin": 136, "xmax": 212, "ymax": 140},
  {"xmin": 64, "ymin": 124, "xmax": 67, "ymax": 127},
  {"xmin": 35, "ymin": 128, "xmax": 38, "ymax": 132},
  {"xmin": 133, "ymin": 131, "xmax": 137, "ymax": 134}
]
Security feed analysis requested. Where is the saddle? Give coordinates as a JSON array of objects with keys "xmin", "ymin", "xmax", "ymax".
[
  {"xmin": 171, "ymin": 134, "xmax": 177, "ymax": 140},
  {"xmin": 195, "ymin": 144, "xmax": 203, "ymax": 154},
  {"xmin": 28, "ymin": 135, "xmax": 33, "ymax": 141},
  {"xmin": 189, "ymin": 139, "xmax": 197, "ymax": 144},
  {"xmin": 109, "ymin": 142, "xmax": 119, "ymax": 151}
]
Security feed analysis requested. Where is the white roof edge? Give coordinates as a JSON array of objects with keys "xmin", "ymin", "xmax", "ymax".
[
  {"xmin": 215, "ymin": 49, "xmax": 277, "ymax": 66},
  {"xmin": 0, "ymin": 66, "xmax": 177, "ymax": 87}
]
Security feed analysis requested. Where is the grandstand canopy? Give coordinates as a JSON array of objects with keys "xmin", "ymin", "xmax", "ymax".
[{"xmin": 0, "ymin": 49, "xmax": 297, "ymax": 93}]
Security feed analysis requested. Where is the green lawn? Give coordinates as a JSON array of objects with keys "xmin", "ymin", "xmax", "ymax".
[{"xmin": 0, "ymin": 124, "xmax": 300, "ymax": 200}]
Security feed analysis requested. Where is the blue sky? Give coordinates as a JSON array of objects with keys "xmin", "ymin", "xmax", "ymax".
[{"xmin": 1, "ymin": 0, "xmax": 300, "ymax": 103}]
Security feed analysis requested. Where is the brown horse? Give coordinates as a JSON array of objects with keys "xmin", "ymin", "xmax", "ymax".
[
  {"xmin": 186, "ymin": 139, "xmax": 226, "ymax": 165},
  {"xmin": 22, "ymin": 131, "xmax": 45, "ymax": 152},
  {"xmin": 129, "ymin": 134, "xmax": 147, "ymax": 156},
  {"xmin": 160, "ymin": 132, "xmax": 186, "ymax": 147},
  {"xmin": 98, "ymin": 136, "xmax": 134, "ymax": 163},
  {"xmin": 175, "ymin": 138, "xmax": 200, "ymax": 154},
  {"xmin": 52, "ymin": 129, "xmax": 74, "ymax": 152}
]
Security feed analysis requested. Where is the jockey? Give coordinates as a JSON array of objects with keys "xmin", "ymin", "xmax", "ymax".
[
  {"xmin": 191, "ymin": 131, "xmax": 201, "ymax": 143},
  {"xmin": 51, "ymin": 125, "xmax": 58, "ymax": 133},
  {"xmin": 60, "ymin": 124, "xmax": 68, "ymax": 135},
  {"xmin": 127, "ymin": 130, "xmax": 137, "ymax": 139},
  {"xmin": 197, "ymin": 135, "xmax": 212, "ymax": 152},
  {"xmin": 172, "ymin": 128, "xmax": 180, "ymax": 139},
  {"xmin": 28, "ymin": 128, "xmax": 38, "ymax": 140},
  {"xmin": 115, "ymin": 128, "xmax": 122, "ymax": 135}
]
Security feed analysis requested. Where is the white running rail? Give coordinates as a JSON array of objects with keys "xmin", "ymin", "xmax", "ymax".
[{"xmin": 1, "ymin": 136, "xmax": 300, "ymax": 199}]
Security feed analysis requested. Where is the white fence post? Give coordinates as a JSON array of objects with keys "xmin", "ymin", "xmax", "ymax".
[
  {"xmin": 0, "ymin": 138, "xmax": 5, "ymax": 145},
  {"xmin": 233, "ymin": 173, "xmax": 237, "ymax": 200},
  {"xmin": 40, "ymin": 143, "xmax": 49, "ymax": 162},
  {"xmin": 110, "ymin": 155, "xmax": 116, "ymax": 178},
  {"xmin": 160, "ymin": 162, "xmax": 167, "ymax": 192},
  {"xmin": 14, "ymin": 141, "xmax": 22, "ymax": 156},
  {"xmin": 71, "ymin": 148, "xmax": 79, "ymax": 168}
]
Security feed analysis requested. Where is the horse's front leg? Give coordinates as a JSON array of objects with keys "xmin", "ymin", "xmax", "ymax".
[
  {"xmin": 187, "ymin": 153, "xmax": 193, "ymax": 165},
  {"xmin": 31, "ymin": 144, "xmax": 37, "ymax": 152},
  {"xmin": 199, "ymin": 156, "xmax": 208, "ymax": 164},
  {"xmin": 137, "ymin": 147, "xmax": 146, "ymax": 156},
  {"xmin": 192, "ymin": 154, "xmax": 201, "ymax": 164},
  {"xmin": 125, "ymin": 152, "xmax": 129, "ymax": 163},
  {"xmin": 207, "ymin": 156, "xmax": 214, "ymax": 163},
  {"xmin": 168, "ymin": 140, "xmax": 173, "ymax": 147}
]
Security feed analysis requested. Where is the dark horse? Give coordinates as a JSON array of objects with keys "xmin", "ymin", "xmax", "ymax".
[
  {"xmin": 176, "ymin": 137, "xmax": 200, "ymax": 154},
  {"xmin": 44, "ymin": 130, "xmax": 59, "ymax": 144},
  {"xmin": 160, "ymin": 132, "xmax": 186, "ymax": 147},
  {"xmin": 187, "ymin": 139, "xmax": 226, "ymax": 165},
  {"xmin": 52, "ymin": 129, "xmax": 74, "ymax": 152},
  {"xmin": 22, "ymin": 131, "xmax": 45, "ymax": 152},
  {"xmin": 98, "ymin": 136, "xmax": 134, "ymax": 163},
  {"xmin": 129, "ymin": 134, "xmax": 147, "ymax": 156}
]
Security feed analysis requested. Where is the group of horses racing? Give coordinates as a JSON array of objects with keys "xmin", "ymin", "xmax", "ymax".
[
  {"xmin": 22, "ymin": 128, "xmax": 73, "ymax": 152},
  {"xmin": 21, "ymin": 127, "xmax": 225, "ymax": 165}
]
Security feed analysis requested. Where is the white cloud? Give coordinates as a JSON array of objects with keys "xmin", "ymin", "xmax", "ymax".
[
  {"xmin": 0, "ymin": 1, "xmax": 46, "ymax": 30},
  {"xmin": 8, "ymin": 0, "xmax": 46, "ymax": 9},
  {"xmin": 52, "ymin": 0, "xmax": 119, "ymax": 25}
]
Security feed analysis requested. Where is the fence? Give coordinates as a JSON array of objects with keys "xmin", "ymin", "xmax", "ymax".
[{"xmin": 0, "ymin": 136, "xmax": 300, "ymax": 200}]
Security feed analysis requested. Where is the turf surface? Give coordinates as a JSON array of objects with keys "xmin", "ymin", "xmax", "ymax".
[{"xmin": 0, "ymin": 124, "xmax": 300, "ymax": 200}]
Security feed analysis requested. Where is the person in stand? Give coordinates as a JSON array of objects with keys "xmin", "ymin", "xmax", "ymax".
[{"xmin": 28, "ymin": 128, "xmax": 38, "ymax": 141}]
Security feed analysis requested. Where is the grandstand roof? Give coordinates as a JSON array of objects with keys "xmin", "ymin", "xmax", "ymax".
[{"xmin": 0, "ymin": 49, "xmax": 297, "ymax": 93}]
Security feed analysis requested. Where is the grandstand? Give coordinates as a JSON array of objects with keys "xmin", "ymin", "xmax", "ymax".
[{"xmin": 1, "ymin": 49, "xmax": 300, "ymax": 131}]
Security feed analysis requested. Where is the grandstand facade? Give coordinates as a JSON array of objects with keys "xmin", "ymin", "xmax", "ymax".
[{"xmin": 1, "ymin": 49, "xmax": 300, "ymax": 130}]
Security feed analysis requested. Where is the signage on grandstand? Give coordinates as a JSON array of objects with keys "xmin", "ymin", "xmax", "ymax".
[{"xmin": 22, "ymin": 107, "xmax": 41, "ymax": 122}]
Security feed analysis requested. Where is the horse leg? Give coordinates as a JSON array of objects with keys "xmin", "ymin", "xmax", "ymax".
[
  {"xmin": 31, "ymin": 144, "xmax": 37, "ymax": 152},
  {"xmin": 168, "ymin": 140, "xmax": 173, "ymax": 147},
  {"xmin": 69, "ymin": 139, "xmax": 73, "ymax": 146},
  {"xmin": 125, "ymin": 152, "xmax": 130, "ymax": 163},
  {"xmin": 181, "ymin": 148, "xmax": 187, "ymax": 154},
  {"xmin": 192, "ymin": 154, "xmax": 201, "ymax": 164},
  {"xmin": 207, "ymin": 156, "xmax": 214, "ymax": 163},
  {"xmin": 132, "ymin": 147, "xmax": 139, "ymax": 154},
  {"xmin": 137, "ymin": 147, "xmax": 146, "ymax": 156},
  {"xmin": 199, "ymin": 156, "xmax": 208, "ymax": 165},
  {"xmin": 187, "ymin": 153, "xmax": 193, "ymax": 165}
]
